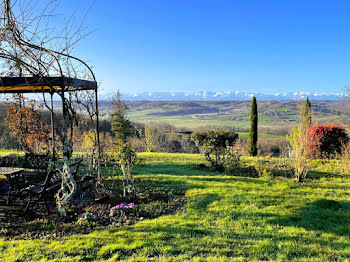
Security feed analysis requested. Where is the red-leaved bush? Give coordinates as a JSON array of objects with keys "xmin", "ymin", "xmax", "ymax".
[{"xmin": 307, "ymin": 124, "xmax": 349, "ymax": 159}]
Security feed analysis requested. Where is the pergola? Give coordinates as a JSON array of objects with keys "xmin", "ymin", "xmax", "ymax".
[
  {"xmin": 0, "ymin": 76, "xmax": 101, "ymax": 215},
  {"xmin": 0, "ymin": 0, "xmax": 107, "ymax": 215}
]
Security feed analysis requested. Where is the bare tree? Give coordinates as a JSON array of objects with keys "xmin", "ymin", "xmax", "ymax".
[{"xmin": 287, "ymin": 101, "xmax": 313, "ymax": 182}]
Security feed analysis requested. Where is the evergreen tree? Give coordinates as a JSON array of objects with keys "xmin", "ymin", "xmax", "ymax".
[
  {"xmin": 110, "ymin": 90, "xmax": 131, "ymax": 142},
  {"xmin": 304, "ymin": 97, "xmax": 312, "ymax": 127},
  {"xmin": 110, "ymin": 91, "xmax": 136, "ymax": 196},
  {"xmin": 249, "ymin": 96, "xmax": 258, "ymax": 156}
]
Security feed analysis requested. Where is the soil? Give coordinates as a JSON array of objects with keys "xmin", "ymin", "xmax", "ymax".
[{"xmin": 0, "ymin": 183, "xmax": 186, "ymax": 240}]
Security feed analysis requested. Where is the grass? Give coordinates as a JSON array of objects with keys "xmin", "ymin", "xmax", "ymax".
[
  {"xmin": 237, "ymin": 131, "xmax": 285, "ymax": 141},
  {"xmin": 0, "ymin": 149, "xmax": 23, "ymax": 157},
  {"xmin": 1, "ymin": 152, "xmax": 350, "ymax": 261}
]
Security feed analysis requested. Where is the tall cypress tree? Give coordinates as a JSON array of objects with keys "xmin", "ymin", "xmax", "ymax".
[
  {"xmin": 249, "ymin": 96, "xmax": 258, "ymax": 156},
  {"xmin": 304, "ymin": 96, "xmax": 312, "ymax": 127}
]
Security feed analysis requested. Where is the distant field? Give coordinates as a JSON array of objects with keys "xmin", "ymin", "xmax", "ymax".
[
  {"xmin": 123, "ymin": 100, "xmax": 349, "ymax": 131},
  {"xmin": 110, "ymin": 100, "xmax": 349, "ymax": 143},
  {"xmin": 237, "ymin": 131, "xmax": 285, "ymax": 141},
  {"xmin": 128, "ymin": 115, "xmax": 252, "ymax": 128}
]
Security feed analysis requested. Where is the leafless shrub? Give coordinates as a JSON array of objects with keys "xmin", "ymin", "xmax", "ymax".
[
  {"xmin": 130, "ymin": 137, "xmax": 146, "ymax": 152},
  {"xmin": 234, "ymin": 138, "xmax": 249, "ymax": 156},
  {"xmin": 258, "ymin": 139, "xmax": 289, "ymax": 157},
  {"xmin": 286, "ymin": 102, "xmax": 313, "ymax": 182}
]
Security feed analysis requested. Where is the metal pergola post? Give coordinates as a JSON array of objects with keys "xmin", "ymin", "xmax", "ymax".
[
  {"xmin": 50, "ymin": 91, "xmax": 56, "ymax": 164},
  {"xmin": 95, "ymin": 88, "xmax": 102, "ymax": 182}
]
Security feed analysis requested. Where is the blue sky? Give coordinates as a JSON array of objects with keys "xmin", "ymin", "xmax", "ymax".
[{"xmin": 56, "ymin": 0, "xmax": 350, "ymax": 95}]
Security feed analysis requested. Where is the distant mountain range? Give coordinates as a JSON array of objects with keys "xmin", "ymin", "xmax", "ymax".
[{"xmin": 98, "ymin": 91, "xmax": 347, "ymax": 101}]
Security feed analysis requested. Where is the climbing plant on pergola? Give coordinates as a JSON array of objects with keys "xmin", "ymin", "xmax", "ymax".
[{"xmin": 0, "ymin": 0, "xmax": 101, "ymax": 215}]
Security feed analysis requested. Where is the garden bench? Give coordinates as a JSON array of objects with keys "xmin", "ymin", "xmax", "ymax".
[
  {"xmin": 22, "ymin": 153, "xmax": 49, "ymax": 180},
  {"xmin": 0, "ymin": 154, "xmax": 20, "ymax": 167},
  {"xmin": 0, "ymin": 154, "xmax": 49, "ymax": 205}
]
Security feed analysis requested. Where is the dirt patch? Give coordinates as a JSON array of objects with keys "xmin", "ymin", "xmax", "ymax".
[{"xmin": 0, "ymin": 183, "xmax": 186, "ymax": 240}]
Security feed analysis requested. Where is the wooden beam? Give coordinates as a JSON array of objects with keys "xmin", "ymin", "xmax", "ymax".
[{"xmin": 0, "ymin": 77, "xmax": 97, "ymax": 93}]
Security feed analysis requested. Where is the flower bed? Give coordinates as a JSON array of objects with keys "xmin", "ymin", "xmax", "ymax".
[{"xmin": 0, "ymin": 184, "xmax": 186, "ymax": 239}]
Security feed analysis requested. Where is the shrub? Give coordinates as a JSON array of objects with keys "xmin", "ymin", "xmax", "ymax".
[
  {"xmin": 192, "ymin": 130, "xmax": 238, "ymax": 171},
  {"xmin": 130, "ymin": 137, "xmax": 146, "ymax": 152},
  {"xmin": 144, "ymin": 122, "xmax": 181, "ymax": 153},
  {"xmin": 287, "ymin": 99, "xmax": 312, "ymax": 182},
  {"xmin": 81, "ymin": 131, "xmax": 95, "ymax": 152},
  {"xmin": 224, "ymin": 146, "xmax": 241, "ymax": 174},
  {"xmin": 76, "ymin": 212, "xmax": 97, "ymax": 225},
  {"xmin": 233, "ymin": 138, "xmax": 249, "ymax": 156},
  {"xmin": 115, "ymin": 141, "xmax": 137, "ymax": 197},
  {"xmin": 5, "ymin": 95, "xmax": 51, "ymax": 154},
  {"xmin": 258, "ymin": 138, "xmax": 289, "ymax": 157},
  {"xmin": 341, "ymin": 142, "xmax": 350, "ymax": 173},
  {"xmin": 251, "ymin": 158, "xmax": 294, "ymax": 178},
  {"xmin": 0, "ymin": 228, "xmax": 8, "ymax": 236},
  {"xmin": 307, "ymin": 124, "xmax": 349, "ymax": 159}
]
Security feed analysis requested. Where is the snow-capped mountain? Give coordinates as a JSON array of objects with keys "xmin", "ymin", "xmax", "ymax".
[{"xmin": 98, "ymin": 91, "xmax": 347, "ymax": 101}]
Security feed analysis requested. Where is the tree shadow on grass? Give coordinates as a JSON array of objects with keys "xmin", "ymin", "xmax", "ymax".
[
  {"xmin": 99, "ymin": 204, "xmax": 350, "ymax": 261},
  {"xmin": 306, "ymin": 170, "xmax": 342, "ymax": 180},
  {"xmin": 135, "ymin": 177, "xmax": 204, "ymax": 194},
  {"xmin": 134, "ymin": 163, "xmax": 273, "ymax": 186},
  {"xmin": 191, "ymin": 193, "xmax": 220, "ymax": 211},
  {"xmin": 100, "ymin": 223, "xmax": 217, "ymax": 259},
  {"xmin": 270, "ymin": 199, "xmax": 350, "ymax": 237},
  {"xmin": 134, "ymin": 163, "xmax": 214, "ymax": 177},
  {"xmin": 191, "ymin": 176, "xmax": 269, "ymax": 185}
]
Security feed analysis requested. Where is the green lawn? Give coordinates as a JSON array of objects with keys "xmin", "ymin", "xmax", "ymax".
[
  {"xmin": 0, "ymin": 149, "xmax": 23, "ymax": 157},
  {"xmin": 1, "ymin": 153, "xmax": 350, "ymax": 261}
]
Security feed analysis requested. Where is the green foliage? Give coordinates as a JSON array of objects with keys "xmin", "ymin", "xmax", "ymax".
[
  {"xmin": 248, "ymin": 157, "xmax": 294, "ymax": 178},
  {"xmin": 110, "ymin": 90, "xmax": 131, "ymax": 142},
  {"xmin": 76, "ymin": 212, "xmax": 97, "ymax": 226},
  {"xmin": 192, "ymin": 130, "xmax": 238, "ymax": 171},
  {"xmin": 110, "ymin": 91, "xmax": 137, "ymax": 196},
  {"xmin": 224, "ymin": 146, "xmax": 241, "ymax": 173},
  {"xmin": 115, "ymin": 141, "xmax": 137, "ymax": 196},
  {"xmin": 144, "ymin": 123, "xmax": 157, "ymax": 152},
  {"xmin": 249, "ymin": 96, "xmax": 258, "ymax": 156},
  {"xmin": 115, "ymin": 141, "xmax": 137, "ymax": 169},
  {"xmin": 305, "ymin": 96, "xmax": 312, "ymax": 126}
]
